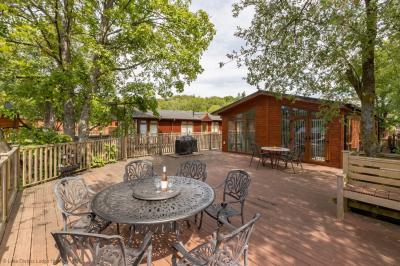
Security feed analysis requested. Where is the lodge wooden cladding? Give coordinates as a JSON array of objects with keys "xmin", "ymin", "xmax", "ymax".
[{"xmin": 215, "ymin": 91, "xmax": 363, "ymax": 168}]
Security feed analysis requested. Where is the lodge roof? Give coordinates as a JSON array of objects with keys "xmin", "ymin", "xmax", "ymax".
[
  {"xmin": 212, "ymin": 90, "xmax": 360, "ymax": 115},
  {"xmin": 132, "ymin": 109, "xmax": 221, "ymax": 121}
]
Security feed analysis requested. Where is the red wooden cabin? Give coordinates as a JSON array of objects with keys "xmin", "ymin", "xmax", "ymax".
[
  {"xmin": 213, "ymin": 91, "xmax": 366, "ymax": 168},
  {"xmin": 132, "ymin": 110, "xmax": 222, "ymax": 135}
]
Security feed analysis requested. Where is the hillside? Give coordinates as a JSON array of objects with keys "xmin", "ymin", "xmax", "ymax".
[{"xmin": 157, "ymin": 94, "xmax": 245, "ymax": 113}]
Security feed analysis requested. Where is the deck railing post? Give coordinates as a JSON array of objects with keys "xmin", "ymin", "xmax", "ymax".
[
  {"xmin": 123, "ymin": 136, "xmax": 128, "ymax": 160},
  {"xmin": 209, "ymin": 133, "xmax": 212, "ymax": 150},
  {"xmin": 158, "ymin": 134, "xmax": 163, "ymax": 155},
  {"xmin": 86, "ymin": 142, "xmax": 92, "ymax": 169},
  {"xmin": 342, "ymin": 150, "xmax": 350, "ymax": 175},
  {"xmin": 2, "ymin": 160, "xmax": 7, "ymax": 222}
]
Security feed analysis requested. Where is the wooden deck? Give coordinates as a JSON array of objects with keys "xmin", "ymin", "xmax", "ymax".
[{"xmin": 0, "ymin": 151, "xmax": 399, "ymax": 265}]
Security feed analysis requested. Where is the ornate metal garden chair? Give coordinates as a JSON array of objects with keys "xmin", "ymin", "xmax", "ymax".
[
  {"xmin": 52, "ymin": 231, "xmax": 153, "ymax": 266},
  {"xmin": 176, "ymin": 160, "xmax": 207, "ymax": 228},
  {"xmin": 172, "ymin": 213, "xmax": 261, "ymax": 266},
  {"xmin": 176, "ymin": 160, "xmax": 207, "ymax": 182},
  {"xmin": 54, "ymin": 176, "xmax": 110, "ymax": 232},
  {"xmin": 249, "ymin": 143, "xmax": 270, "ymax": 169},
  {"xmin": 278, "ymin": 147, "xmax": 304, "ymax": 173},
  {"xmin": 124, "ymin": 160, "xmax": 156, "ymax": 182},
  {"xmin": 199, "ymin": 170, "xmax": 251, "ymax": 229}
]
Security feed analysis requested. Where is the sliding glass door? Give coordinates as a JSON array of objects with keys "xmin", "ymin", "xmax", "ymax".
[
  {"xmin": 228, "ymin": 109, "xmax": 255, "ymax": 153},
  {"xmin": 281, "ymin": 106, "xmax": 327, "ymax": 163}
]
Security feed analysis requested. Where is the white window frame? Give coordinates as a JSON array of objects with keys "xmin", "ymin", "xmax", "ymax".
[
  {"xmin": 139, "ymin": 120, "xmax": 147, "ymax": 135},
  {"xmin": 150, "ymin": 121, "xmax": 158, "ymax": 135},
  {"xmin": 211, "ymin": 122, "xmax": 220, "ymax": 133},
  {"xmin": 181, "ymin": 121, "xmax": 193, "ymax": 135}
]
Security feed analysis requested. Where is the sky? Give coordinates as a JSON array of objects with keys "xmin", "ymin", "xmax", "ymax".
[{"xmin": 181, "ymin": 1, "xmax": 257, "ymax": 98}]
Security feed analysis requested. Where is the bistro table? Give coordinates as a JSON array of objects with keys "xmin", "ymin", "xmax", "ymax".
[
  {"xmin": 261, "ymin": 146, "xmax": 290, "ymax": 168},
  {"xmin": 91, "ymin": 176, "xmax": 214, "ymax": 240}
]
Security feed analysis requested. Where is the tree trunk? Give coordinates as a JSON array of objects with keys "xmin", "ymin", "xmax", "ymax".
[
  {"xmin": 43, "ymin": 100, "xmax": 55, "ymax": 129},
  {"xmin": 360, "ymin": 0, "xmax": 378, "ymax": 156},
  {"xmin": 63, "ymin": 98, "xmax": 75, "ymax": 139},
  {"xmin": 78, "ymin": 97, "xmax": 91, "ymax": 141}
]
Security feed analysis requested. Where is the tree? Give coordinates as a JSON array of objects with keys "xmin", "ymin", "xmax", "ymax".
[
  {"xmin": 1, "ymin": 1, "xmax": 215, "ymax": 139},
  {"xmin": 376, "ymin": 36, "xmax": 400, "ymax": 131},
  {"xmin": 230, "ymin": 0, "xmax": 399, "ymax": 156}
]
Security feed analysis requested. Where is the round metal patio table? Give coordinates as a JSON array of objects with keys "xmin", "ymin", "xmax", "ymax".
[
  {"xmin": 261, "ymin": 146, "xmax": 290, "ymax": 168},
  {"xmin": 91, "ymin": 176, "xmax": 215, "ymax": 238}
]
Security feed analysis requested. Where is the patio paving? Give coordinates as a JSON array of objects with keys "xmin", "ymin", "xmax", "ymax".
[{"xmin": 0, "ymin": 151, "xmax": 399, "ymax": 265}]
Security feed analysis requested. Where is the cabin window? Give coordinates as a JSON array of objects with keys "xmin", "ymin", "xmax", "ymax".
[
  {"xmin": 211, "ymin": 122, "xmax": 219, "ymax": 133},
  {"xmin": 139, "ymin": 120, "xmax": 147, "ymax": 135},
  {"xmin": 150, "ymin": 121, "xmax": 158, "ymax": 135},
  {"xmin": 280, "ymin": 106, "xmax": 326, "ymax": 162},
  {"xmin": 227, "ymin": 109, "xmax": 255, "ymax": 153},
  {"xmin": 201, "ymin": 122, "xmax": 208, "ymax": 132},
  {"xmin": 181, "ymin": 121, "xmax": 193, "ymax": 135}
]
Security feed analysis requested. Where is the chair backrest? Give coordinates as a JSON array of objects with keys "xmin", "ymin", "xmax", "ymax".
[
  {"xmin": 250, "ymin": 143, "xmax": 261, "ymax": 157},
  {"xmin": 52, "ymin": 231, "xmax": 152, "ymax": 266},
  {"xmin": 176, "ymin": 160, "xmax": 207, "ymax": 181},
  {"xmin": 223, "ymin": 170, "xmax": 251, "ymax": 203},
  {"xmin": 214, "ymin": 213, "xmax": 261, "ymax": 264},
  {"xmin": 124, "ymin": 160, "xmax": 155, "ymax": 182},
  {"xmin": 293, "ymin": 145, "xmax": 304, "ymax": 161},
  {"xmin": 54, "ymin": 176, "xmax": 91, "ymax": 216},
  {"xmin": 52, "ymin": 231, "xmax": 126, "ymax": 265}
]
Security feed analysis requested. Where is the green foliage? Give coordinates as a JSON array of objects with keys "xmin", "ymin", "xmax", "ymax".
[
  {"xmin": 105, "ymin": 144, "xmax": 117, "ymax": 163},
  {"xmin": 0, "ymin": 0, "xmax": 215, "ymax": 138},
  {"xmin": 91, "ymin": 156, "xmax": 106, "ymax": 168},
  {"xmin": 158, "ymin": 95, "xmax": 236, "ymax": 112},
  {"xmin": 90, "ymin": 144, "xmax": 117, "ymax": 167},
  {"xmin": 230, "ymin": 0, "xmax": 400, "ymax": 155},
  {"xmin": 6, "ymin": 128, "xmax": 72, "ymax": 145},
  {"xmin": 376, "ymin": 36, "xmax": 400, "ymax": 130}
]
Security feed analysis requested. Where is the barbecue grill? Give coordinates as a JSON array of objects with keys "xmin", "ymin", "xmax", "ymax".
[{"xmin": 175, "ymin": 136, "xmax": 198, "ymax": 155}]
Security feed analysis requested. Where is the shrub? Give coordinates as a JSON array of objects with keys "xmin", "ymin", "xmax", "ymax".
[{"xmin": 6, "ymin": 127, "xmax": 72, "ymax": 145}]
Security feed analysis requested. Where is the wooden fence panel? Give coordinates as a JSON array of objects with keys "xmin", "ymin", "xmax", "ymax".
[
  {"xmin": 19, "ymin": 133, "xmax": 221, "ymax": 187},
  {"xmin": 0, "ymin": 146, "xmax": 20, "ymax": 238}
]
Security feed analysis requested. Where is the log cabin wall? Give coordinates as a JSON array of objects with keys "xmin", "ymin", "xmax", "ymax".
[{"xmin": 217, "ymin": 93, "xmax": 357, "ymax": 168}]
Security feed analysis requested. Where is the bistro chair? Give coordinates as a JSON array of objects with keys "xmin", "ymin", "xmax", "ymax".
[
  {"xmin": 176, "ymin": 160, "xmax": 207, "ymax": 228},
  {"xmin": 124, "ymin": 160, "xmax": 156, "ymax": 182},
  {"xmin": 198, "ymin": 170, "xmax": 251, "ymax": 229},
  {"xmin": 54, "ymin": 176, "xmax": 110, "ymax": 232},
  {"xmin": 52, "ymin": 231, "xmax": 153, "ymax": 266},
  {"xmin": 278, "ymin": 147, "xmax": 304, "ymax": 173},
  {"xmin": 172, "ymin": 213, "xmax": 261, "ymax": 266},
  {"xmin": 249, "ymin": 143, "xmax": 270, "ymax": 169},
  {"xmin": 176, "ymin": 160, "xmax": 207, "ymax": 182}
]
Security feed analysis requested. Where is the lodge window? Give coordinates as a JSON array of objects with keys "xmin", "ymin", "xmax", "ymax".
[
  {"xmin": 211, "ymin": 122, "xmax": 219, "ymax": 133},
  {"xmin": 139, "ymin": 120, "xmax": 147, "ymax": 135},
  {"xmin": 150, "ymin": 121, "xmax": 158, "ymax": 135},
  {"xmin": 181, "ymin": 121, "xmax": 193, "ymax": 135},
  {"xmin": 227, "ymin": 109, "xmax": 255, "ymax": 153},
  {"xmin": 201, "ymin": 122, "xmax": 208, "ymax": 132},
  {"xmin": 280, "ymin": 106, "xmax": 326, "ymax": 162}
]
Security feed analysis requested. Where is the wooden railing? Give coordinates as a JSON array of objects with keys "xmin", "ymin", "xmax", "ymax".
[
  {"xmin": 20, "ymin": 133, "xmax": 221, "ymax": 187},
  {"xmin": 0, "ymin": 146, "xmax": 19, "ymax": 237}
]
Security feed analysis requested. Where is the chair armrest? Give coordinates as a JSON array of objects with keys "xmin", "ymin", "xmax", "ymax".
[
  {"xmin": 218, "ymin": 215, "xmax": 237, "ymax": 232},
  {"xmin": 87, "ymin": 187, "xmax": 97, "ymax": 196},
  {"xmin": 212, "ymin": 180, "xmax": 225, "ymax": 190},
  {"xmin": 172, "ymin": 242, "xmax": 206, "ymax": 266}
]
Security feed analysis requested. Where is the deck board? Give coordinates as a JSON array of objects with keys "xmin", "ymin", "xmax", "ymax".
[{"xmin": 0, "ymin": 151, "xmax": 399, "ymax": 265}]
